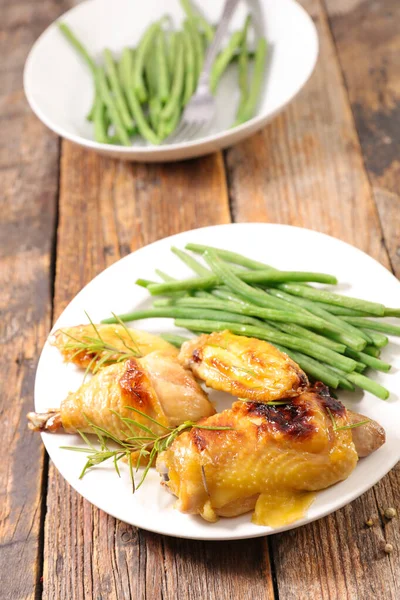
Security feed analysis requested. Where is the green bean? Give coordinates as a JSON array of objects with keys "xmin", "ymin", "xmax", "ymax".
[
  {"xmin": 155, "ymin": 30, "xmax": 170, "ymax": 103},
  {"xmin": 274, "ymin": 345, "xmax": 340, "ymax": 389},
  {"xmin": 186, "ymin": 243, "xmax": 272, "ymax": 270},
  {"xmin": 171, "ymin": 246, "xmax": 211, "ymax": 276},
  {"xmin": 326, "ymin": 326, "xmax": 373, "ymax": 346},
  {"xmin": 202, "ymin": 252, "xmax": 349, "ymax": 342},
  {"xmin": 218, "ymin": 280, "xmax": 310, "ymax": 312},
  {"xmin": 384, "ymin": 308, "xmax": 400, "ymax": 317},
  {"xmin": 211, "ymin": 287, "xmax": 314, "ymax": 322},
  {"xmin": 158, "ymin": 104, "xmax": 180, "ymax": 139},
  {"xmin": 235, "ymin": 37, "xmax": 267, "ymax": 124},
  {"xmin": 101, "ymin": 307, "xmax": 263, "ymax": 327},
  {"xmin": 184, "ymin": 19, "xmax": 203, "ymax": 84},
  {"xmin": 153, "ymin": 270, "xmax": 192, "ymax": 300},
  {"xmin": 185, "ymin": 244, "xmax": 398, "ymax": 318},
  {"xmin": 159, "ymin": 333, "xmax": 190, "ymax": 348},
  {"xmin": 134, "ymin": 22, "xmax": 160, "ymax": 102},
  {"xmin": 362, "ymin": 345, "xmax": 381, "ymax": 358},
  {"xmin": 58, "ymin": 24, "xmax": 99, "ymax": 124},
  {"xmin": 154, "ymin": 273, "xmax": 195, "ymax": 298},
  {"xmin": 236, "ymin": 15, "xmax": 251, "ymax": 123},
  {"xmin": 211, "ymin": 287, "xmax": 251, "ymax": 305},
  {"xmin": 58, "ymin": 23, "xmax": 96, "ymax": 74},
  {"xmin": 211, "ymin": 30, "xmax": 243, "ymax": 94},
  {"xmin": 274, "ymin": 323, "xmax": 346, "ymax": 354},
  {"xmin": 146, "ymin": 268, "xmax": 337, "ymax": 295},
  {"xmin": 267, "ymin": 288, "xmax": 367, "ymax": 351},
  {"xmin": 345, "ymin": 372, "xmax": 389, "ymax": 400},
  {"xmin": 197, "ymin": 18, "xmax": 215, "ymax": 43},
  {"xmin": 182, "ymin": 28, "xmax": 196, "ymax": 104},
  {"xmin": 144, "ymin": 46, "xmax": 162, "ymax": 132},
  {"xmin": 172, "ymin": 296, "xmax": 341, "ymax": 332},
  {"xmin": 218, "ymin": 269, "xmax": 335, "ymax": 319},
  {"xmin": 342, "ymin": 317, "xmax": 400, "ymax": 336},
  {"xmin": 238, "ymin": 16, "xmax": 251, "ymax": 94},
  {"xmin": 117, "ymin": 48, "xmax": 130, "ymax": 86},
  {"xmin": 93, "ymin": 94, "xmax": 109, "ymax": 143},
  {"xmin": 136, "ymin": 278, "xmax": 156, "ymax": 288},
  {"xmin": 148, "ymin": 98, "xmax": 162, "ymax": 132},
  {"xmin": 155, "ymin": 270, "xmax": 175, "ymax": 282},
  {"xmin": 96, "ymin": 67, "xmax": 131, "ymax": 146},
  {"xmin": 180, "ymin": 0, "xmax": 214, "ymax": 42},
  {"xmin": 277, "ymin": 283, "xmax": 385, "ymax": 316},
  {"xmin": 180, "ymin": 0, "xmax": 195, "ymax": 18},
  {"xmin": 311, "ymin": 303, "xmax": 370, "ymax": 317},
  {"xmin": 290, "ymin": 297, "xmax": 400, "ymax": 319},
  {"xmin": 86, "ymin": 97, "xmax": 96, "ymax": 121},
  {"xmin": 152, "ymin": 298, "xmax": 176, "ymax": 307},
  {"xmin": 173, "ymin": 319, "xmax": 359, "ymax": 373},
  {"xmin": 345, "ymin": 349, "xmax": 391, "ymax": 372},
  {"xmin": 323, "ymin": 366, "xmax": 356, "ymax": 391},
  {"xmin": 161, "ymin": 35, "xmax": 185, "ymax": 120},
  {"xmin": 361, "ymin": 329, "xmax": 388, "ymax": 348},
  {"xmin": 103, "ymin": 49, "xmax": 133, "ymax": 132},
  {"xmin": 144, "ymin": 44, "xmax": 158, "ymax": 98},
  {"xmin": 118, "ymin": 48, "xmax": 160, "ymax": 145},
  {"xmin": 167, "ymin": 32, "xmax": 178, "ymax": 76},
  {"xmin": 260, "ymin": 272, "xmax": 337, "ymax": 284}
]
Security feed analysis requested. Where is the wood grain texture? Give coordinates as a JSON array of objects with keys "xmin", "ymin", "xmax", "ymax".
[
  {"xmin": 225, "ymin": 0, "xmax": 400, "ymax": 598},
  {"xmin": 43, "ymin": 143, "xmax": 275, "ymax": 600},
  {"xmin": 325, "ymin": 0, "xmax": 400, "ymax": 276},
  {"xmin": 0, "ymin": 1, "xmax": 64, "ymax": 599},
  {"xmin": 226, "ymin": 0, "xmax": 389, "ymax": 267}
]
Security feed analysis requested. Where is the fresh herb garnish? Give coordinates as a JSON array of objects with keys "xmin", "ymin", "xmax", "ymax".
[
  {"xmin": 61, "ymin": 407, "xmax": 232, "ymax": 491},
  {"xmin": 326, "ymin": 407, "xmax": 369, "ymax": 432},
  {"xmin": 62, "ymin": 312, "xmax": 143, "ymax": 377}
]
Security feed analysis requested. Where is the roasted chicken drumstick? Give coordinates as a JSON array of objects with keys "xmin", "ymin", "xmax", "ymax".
[
  {"xmin": 28, "ymin": 351, "xmax": 215, "ymax": 438},
  {"xmin": 157, "ymin": 383, "xmax": 385, "ymax": 526},
  {"xmin": 179, "ymin": 331, "xmax": 309, "ymax": 402}
]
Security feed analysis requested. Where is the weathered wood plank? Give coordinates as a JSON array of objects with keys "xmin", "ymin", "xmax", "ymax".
[
  {"xmin": 0, "ymin": 1, "xmax": 63, "ymax": 598},
  {"xmin": 225, "ymin": 1, "xmax": 399, "ymax": 598},
  {"xmin": 325, "ymin": 1, "xmax": 400, "ymax": 591},
  {"xmin": 325, "ymin": 0, "xmax": 400, "ymax": 279},
  {"xmin": 43, "ymin": 142, "xmax": 275, "ymax": 600}
]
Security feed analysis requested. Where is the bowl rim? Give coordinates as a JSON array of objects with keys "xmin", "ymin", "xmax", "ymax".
[{"xmin": 23, "ymin": 0, "xmax": 319, "ymax": 155}]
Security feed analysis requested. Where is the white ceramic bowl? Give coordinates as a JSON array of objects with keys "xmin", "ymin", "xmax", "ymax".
[{"xmin": 24, "ymin": 0, "xmax": 318, "ymax": 162}]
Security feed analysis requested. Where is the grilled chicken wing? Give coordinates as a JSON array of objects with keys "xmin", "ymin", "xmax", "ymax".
[
  {"xmin": 157, "ymin": 383, "xmax": 385, "ymax": 527},
  {"xmin": 28, "ymin": 352, "xmax": 215, "ymax": 438},
  {"xmin": 53, "ymin": 324, "xmax": 178, "ymax": 371},
  {"xmin": 179, "ymin": 331, "xmax": 308, "ymax": 402}
]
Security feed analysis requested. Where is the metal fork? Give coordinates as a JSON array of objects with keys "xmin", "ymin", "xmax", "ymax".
[{"xmin": 170, "ymin": 0, "xmax": 241, "ymax": 142}]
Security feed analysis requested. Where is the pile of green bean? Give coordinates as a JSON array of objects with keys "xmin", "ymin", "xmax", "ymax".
[
  {"xmin": 101, "ymin": 244, "xmax": 400, "ymax": 400},
  {"xmin": 58, "ymin": 1, "xmax": 267, "ymax": 146}
]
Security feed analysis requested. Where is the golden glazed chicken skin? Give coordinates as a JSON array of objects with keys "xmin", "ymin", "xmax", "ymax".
[
  {"xmin": 179, "ymin": 331, "xmax": 309, "ymax": 403},
  {"xmin": 157, "ymin": 383, "xmax": 385, "ymax": 527}
]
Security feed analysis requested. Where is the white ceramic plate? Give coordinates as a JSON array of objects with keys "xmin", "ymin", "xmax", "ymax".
[
  {"xmin": 35, "ymin": 223, "xmax": 400, "ymax": 540},
  {"xmin": 24, "ymin": 0, "xmax": 318, "ymax": 162}
]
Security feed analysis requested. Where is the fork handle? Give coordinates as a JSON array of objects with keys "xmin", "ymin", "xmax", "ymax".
[{"xmin": 200, "ymin": 0, "xmax": 241, "ymax": 85}]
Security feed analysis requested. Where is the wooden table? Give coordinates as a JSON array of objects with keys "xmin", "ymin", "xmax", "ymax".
[{"xmin": 2, "ymin": 0, "xmax": 400, "ymax": 598}]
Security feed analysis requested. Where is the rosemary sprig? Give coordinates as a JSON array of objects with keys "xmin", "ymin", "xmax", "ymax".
[
  {"xmin": 326, "ymin": 407, "xmax": 369, "ymax": 432},
  {"xmin": 61, "ymin": 407, "xmax": 232, "ymax": 492},
  {"xmin": 62, "ymin": 312, "xmax": 143, "ymax": 376}
]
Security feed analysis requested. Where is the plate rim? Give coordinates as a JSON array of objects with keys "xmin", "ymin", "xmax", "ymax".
[
  {"xmin": 35, "ymin": 222, "xmax": 400, "ymax": 540},
  {"xmin": 23, "ymin": 0, "xmax": 319, "ymax": 158}
]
